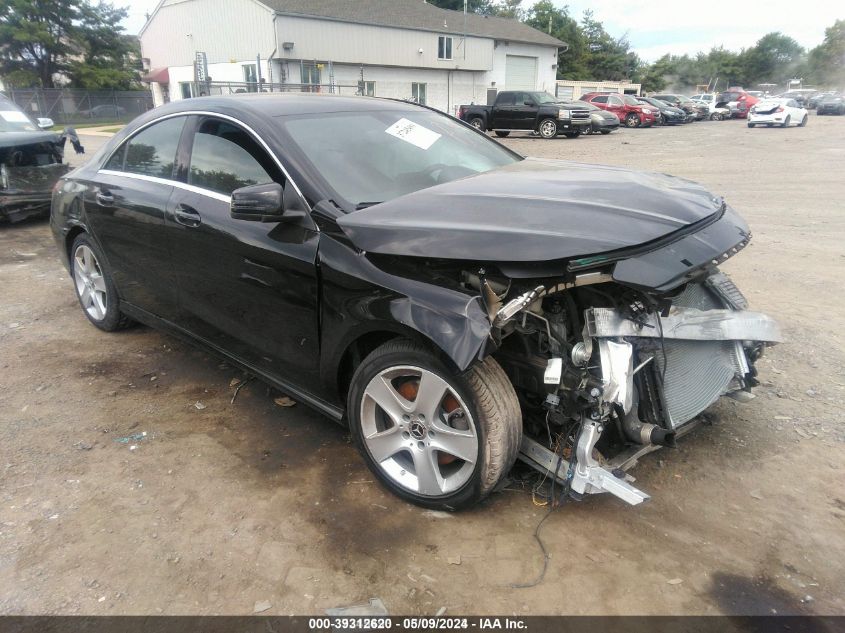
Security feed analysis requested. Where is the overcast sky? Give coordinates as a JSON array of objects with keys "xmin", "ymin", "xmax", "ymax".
[{"xmin": 121, "ymin": 0, "xmax": 843, "ymax": 62}]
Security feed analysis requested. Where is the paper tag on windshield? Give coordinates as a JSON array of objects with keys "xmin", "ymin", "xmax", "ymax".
[
  {"xmin": 0, "ymin": 110, "xmax": 31, "ymax": 123},
  {"xmin": 385, "ymin": 118, "xmax": 441, "ymax": 150}
]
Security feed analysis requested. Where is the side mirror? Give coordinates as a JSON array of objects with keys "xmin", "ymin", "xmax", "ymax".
[
  {"xmin": 230, "ymin": 182, "xmax": 308, "ymax": 223},
  {"xmin": 37, "ymin": 117, "xmax": 54, "ymax": 129}
]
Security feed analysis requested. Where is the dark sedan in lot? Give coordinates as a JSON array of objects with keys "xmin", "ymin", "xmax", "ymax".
[
  {"xmin": 635, "ymin": 97, "xmax": 687, "ymax": 125},
  {"xmin": 51, "ymin": 94, "xmax": 778, "ymax": 511},
  {"xmin": 816, "ymin": 94, "xmax": 844, "ymax": 115},
  {"xmin": 573, "ymin": 99, "xmax": 620, "ymax": 134}
]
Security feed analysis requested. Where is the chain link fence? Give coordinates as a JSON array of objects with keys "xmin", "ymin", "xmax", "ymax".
[{"xmin": 3, "ymin": 88, "xmax": 154, "ymax": 125}]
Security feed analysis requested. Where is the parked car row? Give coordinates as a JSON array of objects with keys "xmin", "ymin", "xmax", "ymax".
[{"xmin": 457, "ymin": 89, "xmax": 738, "ymax": 139}]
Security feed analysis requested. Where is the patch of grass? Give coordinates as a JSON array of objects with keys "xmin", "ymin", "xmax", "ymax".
[{"xmin": 49, "ymin": 121, "xmax": 126, "ymax": 131}]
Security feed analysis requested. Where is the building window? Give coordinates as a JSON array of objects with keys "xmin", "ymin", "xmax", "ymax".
[
  {"xmin": 357, "ymin": 81, "xmax": 376, "ymax": 97},
  {"xmin": 301, "ymin": 61, "xmax": 321, "ymax": 93},
  {"xmin": 411, "ymin": 82, "xmax": 427, "ymax": 105},
  {"xmin": 242, "ymin": 64, "xmax": 258, "ymax": 92},
  {"xmin": 180, "ymin": 82, "xmax": 196, "ymax": 99},
  {"xmin": 438, "ymin": 36, "xmax": 453, "ymax": 60}
]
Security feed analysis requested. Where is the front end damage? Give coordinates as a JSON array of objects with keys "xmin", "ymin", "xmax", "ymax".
[
  {"xmin": 480, "ymin": 266, "xmax": 780, "ymax": 506},
  {"xmin": 0, "ymin": 136, "xmax": 69, "ymax": 223}
]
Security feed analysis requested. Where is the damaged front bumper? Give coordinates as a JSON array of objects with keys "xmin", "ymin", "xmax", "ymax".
[{"xmin": 516, "ymin": 275, "xmax": 781, "ymax": 506}]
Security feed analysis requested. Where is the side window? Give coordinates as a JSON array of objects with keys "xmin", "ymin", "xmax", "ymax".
[
  {"xmin": 123, "ymin": 117, "xmax": 185, "ymax": 179},
  {"xmin": 188, "ymin": 118, "xmax": 277, "ymax": 195},
  {"xmin": 609, "ymin": 96, "xmax": 623, "ymax": 106},
  {"xmin": 592, "ymin": 95, "xmax": 608, "ymax": 104},
  {"xmin": 104, "ymin": 144, "xmax": 126, "ymax": 171},
  {"xmin": 497, "ymin": 93, "xmax": 516, "ymax": 106}
]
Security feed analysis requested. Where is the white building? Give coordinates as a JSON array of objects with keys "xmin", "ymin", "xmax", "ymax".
[{"xmin": 139, "ymin": 0, "xmax": 566, "ymax": 114}]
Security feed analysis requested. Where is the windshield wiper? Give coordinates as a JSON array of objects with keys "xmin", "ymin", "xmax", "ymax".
[{"xmin": 355, "ymin": 201, "xmax": 383, "ymax": 210}]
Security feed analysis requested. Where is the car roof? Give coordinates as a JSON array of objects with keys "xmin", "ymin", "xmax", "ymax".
[{"xmin": 148, "ymin": 93, "xmax": 425, "ymax": 120}]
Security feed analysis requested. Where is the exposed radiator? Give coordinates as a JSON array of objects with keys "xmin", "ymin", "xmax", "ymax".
[{"xmin": 654, "ymin": 277, "xmax": 749, "ymax": 428}]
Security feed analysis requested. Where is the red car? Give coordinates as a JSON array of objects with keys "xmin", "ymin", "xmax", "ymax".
[
  {"xmin": 716, "ymin": 87, "xmax": 759, "ymax": 119},
  {"xmin": 581, "ymin": 92, "xmax": 657, "ymax": 128}
]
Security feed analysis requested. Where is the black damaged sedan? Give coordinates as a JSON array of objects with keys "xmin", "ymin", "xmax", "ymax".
[
  {"xmin": 51, "ymin": 94, "xmax": 779, "ymax": 510},
  {"xmin": 1, "ymin": 96, "xmax": 69, "ymax": 223}
]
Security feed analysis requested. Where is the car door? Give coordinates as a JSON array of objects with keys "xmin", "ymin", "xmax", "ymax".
[
  {"xmin": 87, "ymin": 115, "xmax": 188, "ymax": 320},
  {"xmin": 515, "ymin": 92, "xmax": 539, "ymax": 129},
  {"xmin": 606, "ymin": 95, "xmax": 625, "ymax": 118},
  {"xmin": 166, "ymin": 114, "xmax": 322, "ymax": 389},
  {"xmin": 490, "ymin": 92, "xmax": 517, "ymax": 129}
]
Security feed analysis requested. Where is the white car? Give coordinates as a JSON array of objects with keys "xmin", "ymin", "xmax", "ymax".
[
  {"xmin": 690, "ymin": 94, "xmax": 732, "ymax": 121},
  {"xmin": 747, "ymin": 98, "xmax": 808, "ymax": 128}
]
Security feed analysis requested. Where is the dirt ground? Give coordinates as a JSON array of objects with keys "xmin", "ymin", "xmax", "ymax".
[{"xmin": 1, "ymin": 116, "xmax": 843, "ymax": 616}]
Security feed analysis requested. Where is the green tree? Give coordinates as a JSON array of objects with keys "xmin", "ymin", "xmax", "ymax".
[
  {"xmin": 425, "ymin": 0, "xmax": 495, "ymax": 13},
  {"xmin": 806, "ymin": 19, "xmax": 845, "ymax": 86},
  {"xmin": 743, "ymin": 32, "xmax": 804, "ymax": 85},
  {"xmin": 69, "ymin": 1, "xmax": 140, "ymax": 89},
  {"xmin": 580, "ymin": 10, "xmax": 640, "ymax": 81},
  {"xmin": 0, "ymin": 0, "xmax": 137, "ymax": 89},
  {"xmin": 0, "ymin": 0, "xmax": 79, "ymax": 88},
  {"xmin": 524, "ymin": 1, "xmax": 588, "ymax": 79}
]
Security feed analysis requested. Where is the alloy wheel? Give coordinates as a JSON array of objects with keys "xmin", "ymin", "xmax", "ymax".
[
  {"xmin": 360, "ymin": 366, "xmax": 478, "ymax": 497},
  {"xmin": 73, "ymin": 244, "xmax": 108, "ymax": 321}
]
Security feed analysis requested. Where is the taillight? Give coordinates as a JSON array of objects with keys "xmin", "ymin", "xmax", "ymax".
[
  {"xmin": 776, "ymin": 106, "xmax": 784, "ymax": 113},
  {"xmin": 458, "ymin": 106, "xmax": 466, "ymax": 118}
]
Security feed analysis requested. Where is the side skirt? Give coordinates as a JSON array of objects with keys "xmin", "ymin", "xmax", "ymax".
[{"xmin": 119, "ymin": 301, "xmax": 345, "ymax": 423}]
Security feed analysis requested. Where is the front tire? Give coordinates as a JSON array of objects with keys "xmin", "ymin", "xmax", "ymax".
[
  {"xmin": 70, "ymin": 234, "xmax": 132, "ymax": 331},
  {"xmin": 710, "ymin": 112, "xmax": 723, "ymax": 121},
  {"xmin": 625, "ymin": 113, "xmax": 640, "ymax": 128},
  {"xmin": 537, "ymin": 118, "xmax": 558, "ymax": 138},
  {"xmin": 799, "ymin": 114, "xmax": 808, "ymax": 127},
  {"xmin": 781, "ymin": 115, "xmax": 791, "ymax": 128},
  {"xmin": 747, "ymin": 122, "xmax": 755, "ymax": 128},
  {"xmin": 347, "ymin": 339, "xmax": 522, "ymax": 510},
  {"xmin": 494, "ymin": 130, "xmax": 510, "ymax": 138}
]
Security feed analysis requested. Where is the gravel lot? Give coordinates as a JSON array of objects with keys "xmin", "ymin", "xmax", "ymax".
[{"xmin": 1, "ymin": 117, "xmax": 843, "ymax": 616}]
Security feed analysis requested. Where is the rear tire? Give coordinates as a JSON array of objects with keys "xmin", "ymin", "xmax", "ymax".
[
  {"xmin": 70, "ymin": 234, "xmax": 133, "ymax": 332},
  {"xmin": 468, "ymin": 117, "xmax": 484, "ymax": 131},
  {"xmin": 537, "ymin": 118, "xmax": 558, "ymax": 138},
  {"xmin": 347, "ymin": 339, "xmax": 522, "ymax": 510},
  {"xmin": 494, "ymin": 130, "xmax": 510, "ymax": 138},
  {"xmin": 563, "ymin": 129, "xmax": 581, "ymax": 138},
  {"xmin": 600, "ymin": 129, "xmax": 611, "ymax": 134}
]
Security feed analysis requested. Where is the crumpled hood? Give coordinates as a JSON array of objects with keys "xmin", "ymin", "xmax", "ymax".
[
  {"xmin": 337, "ymin": 157, "xmax": 725, "ymax": 262},
  {"xmin": 0, "ymin": 131, "xmax": 61, "ymax": 149}
]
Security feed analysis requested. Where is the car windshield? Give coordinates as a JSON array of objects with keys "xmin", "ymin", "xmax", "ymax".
[
  {"xmin": 530, "ymin": 92, "xmax": 559, "ymax": 104},
  {"xmin": 0, "ymin": 100, "xmax": 39, "ymax": 132},
  {"xmin": 573, "ymin": 100, "xmax": 600, "ymax": 111},
  {"xmin": 622, "ymin": 95, "xmax": 640, "ymax": 106},
  {"xmin": 280, "ymin": 109, "xmax": 520, "ymax": 209}
]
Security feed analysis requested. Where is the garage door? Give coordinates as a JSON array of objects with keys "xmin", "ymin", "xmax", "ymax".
[{"xmin": 505, "ymin": 55, "xmax": 538, "ymax": 91}]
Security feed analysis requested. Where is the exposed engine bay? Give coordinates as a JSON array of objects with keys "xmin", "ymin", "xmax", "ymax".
[
  {"xmin": 0, "ymin": 134, "xmax": 71, "ymax": 223},
  {"xmin": 464, "ymin": 266, "xmax": 781, "ymax": 505}
]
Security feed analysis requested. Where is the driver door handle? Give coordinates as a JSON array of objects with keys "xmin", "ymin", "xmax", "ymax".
[
  {"xmin": 174, "ymin": 203, "xmax": 202, "ymax": 228},
  {"xmin": 96, "ymin": 190, "xmax": 114, "ymax": 207}
]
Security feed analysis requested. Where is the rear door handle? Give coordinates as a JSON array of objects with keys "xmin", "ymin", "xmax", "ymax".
[
  {"xmin": 96, "ymin": 190, "xmax": 114, "ymax": 207},
  {"xmin": 174, "ymin": 203, "xmax": 202, "ymax": 228}
]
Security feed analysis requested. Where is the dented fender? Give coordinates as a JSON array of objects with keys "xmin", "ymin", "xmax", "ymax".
[{"xmin": 317, "ymin": 236, "xmax": 493, "ymax": 401}]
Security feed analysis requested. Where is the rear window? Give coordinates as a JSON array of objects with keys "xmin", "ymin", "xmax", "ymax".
[{"xmin": 122, "ymin": 117, "xmax": 185, "ymax": 179}]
